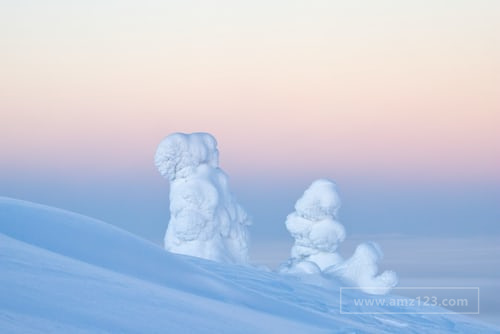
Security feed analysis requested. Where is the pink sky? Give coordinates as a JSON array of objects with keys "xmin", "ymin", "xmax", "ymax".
[{"xmin": 1, "ymin": 1, "xmax": 499, "ymax": 184}]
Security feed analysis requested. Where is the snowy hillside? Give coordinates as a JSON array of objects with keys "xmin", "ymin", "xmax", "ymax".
[{"xmin": 0, "ymin": 197, "xmax": 497, "ymax": 333}]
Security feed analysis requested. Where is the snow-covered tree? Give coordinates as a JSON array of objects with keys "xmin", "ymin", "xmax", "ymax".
[
  {"xmin": 282, "ymin": 179, "xmax": 346, "ymax": 272},
  {"xmin": 155, "ymin": 132, "xmax": 251, "ymax": 264},
  {"xmin": 282, "ymin": 179, "xmax": 398, "ymax": 294}
]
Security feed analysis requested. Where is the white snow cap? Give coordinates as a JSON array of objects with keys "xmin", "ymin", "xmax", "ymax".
[
  {"xmin": 294, "ymin": 179, "xmax": 341, "ymax": 220},
  {"xmin": 155, "ymin": 132, "xmax": 250, "ymax": 264},
  {"xmin": 155, "ymin": 132, "xmax": 219, "ymax": 181},
  {"xmin": 285, "ymin": 179, "xmax": 345, "ymax": 271},
  {"xmin": 326, "ymin": 242, "xmax": 398, "ymax": 295}
]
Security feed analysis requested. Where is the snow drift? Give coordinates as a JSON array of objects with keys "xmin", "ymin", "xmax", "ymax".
[
  {"xmin": 0, "ymin": 197, "xmax": 331, "ymax": 333},
  {"xmin": 1, "ymin": 197, "xmax": 497, "ymax": 333},
  {"xmin": 282, "ymin": 179, "xmax": 398, "ymax": 295},
  {"xmin": 155, "ymin": 132, "xmax": 251, "ymax": 264}
]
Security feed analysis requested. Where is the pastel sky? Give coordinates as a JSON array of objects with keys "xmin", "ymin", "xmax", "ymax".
[{"xmin": 1, "ymin": 1, "xmax": 499, "ymax": 243}]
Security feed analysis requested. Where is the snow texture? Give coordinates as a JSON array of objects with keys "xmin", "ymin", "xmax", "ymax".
[
  {"xmin": 283, "ymin": 179, "xmax": 398, "ymax": 295},
  {"xmin": 1, "ymin": 197, "xmax": 497, "ymax": 333},
  {"xmin": 155, "ymin": 132, "xmax": 251, "ymax": 264}
]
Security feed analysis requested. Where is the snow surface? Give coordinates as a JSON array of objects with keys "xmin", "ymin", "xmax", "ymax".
[
  {"xmin": 283, "ymin": 180, "xmax": 397, "ymax": 295},
  {"xmin": 155, "ymin": 133, "xmax": 250, "ymax": 264},
  {"xmin": 1, "ymin": 197, "xmax": 498, "ymax": 333}
]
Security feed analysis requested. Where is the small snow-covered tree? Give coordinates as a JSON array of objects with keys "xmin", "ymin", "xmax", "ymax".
[
  {"xmin": 282, "ymin": 179, "xmax": 346, "ymax": 272},
  {"xmin": 282, "ymin": 179, "xmax": 398, "ymax": 295},
  {"xmin": 155, "ymin": 132, "xmax": 251, "ymax": 264}
]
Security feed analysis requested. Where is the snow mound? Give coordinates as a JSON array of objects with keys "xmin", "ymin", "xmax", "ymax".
[
  {"xmin": 326, "ymin": 242, "xmax": 398, "ymax": 295},
  {"xmin": 0, "ymin": 197, "xmax": 219, "ymax": 297},
  {"xmin": 0, "ymin": 197, "xmax": 332, "ymax": 333},
  {"xmin": 282, "ymin": 180, "xmax": 398, "ymax": 295},
  {"xmin": 155, "ymin": 132, "xmax": 251, "ymax": 264}
]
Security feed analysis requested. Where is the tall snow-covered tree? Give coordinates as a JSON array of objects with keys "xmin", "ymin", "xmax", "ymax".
[{"xmin": 155, "ymin": 132, "xmax": 251, "ymax": 264}]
